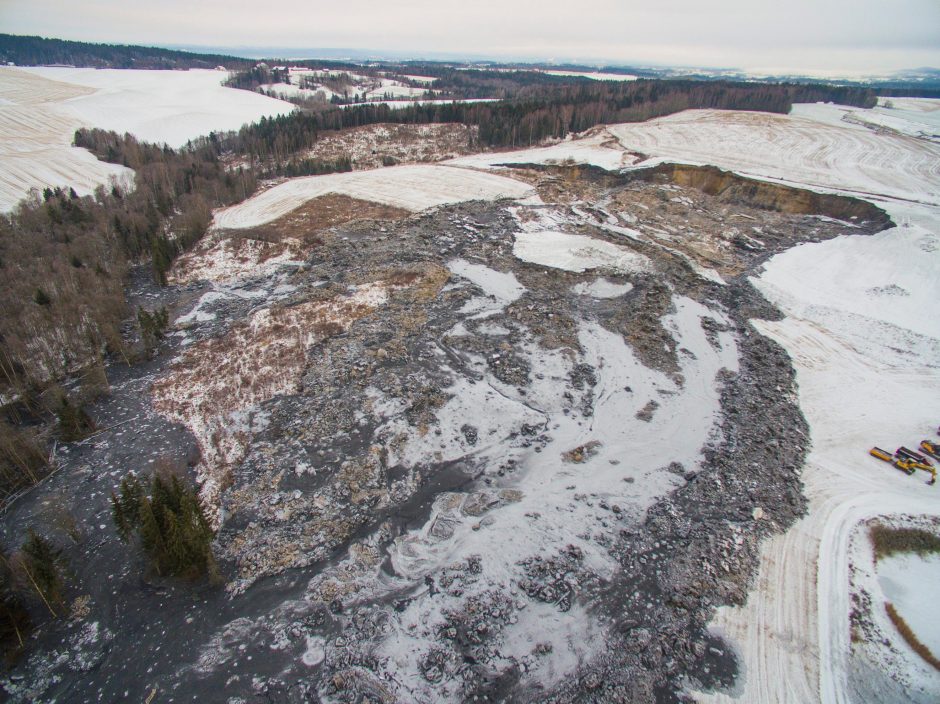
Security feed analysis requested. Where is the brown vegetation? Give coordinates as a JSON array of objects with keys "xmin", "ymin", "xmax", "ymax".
[
  {"xmin": 243, "ymin": 193, "xmax": 410, "ymax": 245},
  {"xmin": 869, "ymin": 524, "xmax": 940, "ymax": 561},
  {"xmin": 885, "ymin": 601, "xmax": 940, "ymax": 671}
]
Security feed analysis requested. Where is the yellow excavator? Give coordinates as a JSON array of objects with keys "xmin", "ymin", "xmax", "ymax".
[
  {"xmin": 921, "ymin": 439, "xmax": 940, "ymax": 462},
  {"xmin": 869, "ymin": 446, "xmax": 936, "ymax": 484},
  {"xmin": 870, "ymin": 447, "xmax": 917, "ymax": 476},
  {"xmin": 897, "ymin": 446, "xmax": 936, "ymax": 484}
]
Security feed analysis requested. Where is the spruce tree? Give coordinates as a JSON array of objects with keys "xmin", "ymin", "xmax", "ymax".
[
  {"xmin": 57, "ymin": 396, "xmax": 95, "ymax": 442},
  {"xmin": 111, "ymin": 470, "xmax": 216, "ymax": 580},
  {"xmin": 18, "ymin": 531, "xmax": 65, "ymax": 617}
]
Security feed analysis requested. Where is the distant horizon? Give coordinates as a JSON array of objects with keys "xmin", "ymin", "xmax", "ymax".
[
  {"xmin": 2, "ymin": 0, "xmax": 938, "ymax": 76},
  {"xmin": 162, "ymin": 43, "xmax": 940, "ymax": 77},
  {"xmin": 6, "ymin": 33, "xmax": 939, "ymax": 82}
]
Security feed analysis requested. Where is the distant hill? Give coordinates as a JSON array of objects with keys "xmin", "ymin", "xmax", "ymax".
[{"xmin": 0, "ymin": 33, "xmax": 254, "ymax": 70}]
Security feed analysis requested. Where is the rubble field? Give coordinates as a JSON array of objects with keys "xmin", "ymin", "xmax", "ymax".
[{"xmin": 0, "ymin": 163, "xmax": 890, "ymax": 703}]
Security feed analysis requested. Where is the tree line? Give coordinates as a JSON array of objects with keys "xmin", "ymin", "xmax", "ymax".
[
  {"xmin": 226, "ymin": 77, "xmax": 878, "ymax": 164},
  {"xmin": 0, "ymin": 33, "xmax": 253, "ymax": 70}
]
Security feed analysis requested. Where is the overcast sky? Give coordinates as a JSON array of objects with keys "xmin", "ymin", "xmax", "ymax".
[{"xmin": 3, "ymin": 0, "xmax": 939, "ymax": 73}]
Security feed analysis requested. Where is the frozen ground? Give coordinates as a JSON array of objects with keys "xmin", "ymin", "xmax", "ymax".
[
  {"xmin": 603, "ymin": 107, "xmax": 940, "ymax": 702},
  {"xmin": 0, "ymin": 130, "xmax": 876, "ymax": 701},
  {"xmin": 792, "ymin": 99, "xmax": 940, "ymax": 143},
  {"xmin": 19, "ymin": 67, "xmax": 295, "ymax": 149},
  {"xmin": 211, "ymin": 164, "xmax": 535, "ymax": 228},
  {"xmin": 0, "ymin": 67, "xmax": 293, "ymax": 211},
  {"xmin": 342, "ymin": 98, "xmax": 499, "ymax": 110},
  {"xmin": 843, "ymin": 519, "xmax": 940, "ymax": 703},
  {"xmin": 259, "ymin": 82, "xmax": 338, "ymax": 102},
  {"xmin": 878, "ymin": 553, "xmax": 940, "ymax": 657},
  {"xmin": 447, "ymin": 128, "xmax": 641, "ymax": 171},
  {"xmin": 0, "ymin": 68, "xmax": 133, "ymax": 211},
  {"xmin": 609, "ymin": 108, "xmax": 940, "ymax": 205},
  {"xmin": 513, "ymin": 230, "xmax": 651, "ymax": 274},
  {"xmin": 542, "ymin": 70, "xmax": 638, "ymax": 81}
]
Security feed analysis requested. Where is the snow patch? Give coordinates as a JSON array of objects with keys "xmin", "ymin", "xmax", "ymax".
[
  {"xmin": 571, "ymin": 278, "xmax": 634, "ymax": 298},
  {"xmin": 877, "ymin": 553, "xmax": 940, "ymax": 656},
  {"xmin": 213, "ymin": 165, "xmax": 535, "ymax": 228},
  {"xmin": 513, "ymin": 230, "xmax": 651, "ymax": 274}
]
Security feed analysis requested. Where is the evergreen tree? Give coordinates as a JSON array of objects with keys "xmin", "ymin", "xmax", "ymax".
[
  {"xmin": 56, "ymin": 396, "xmax": 95, "ymax": 442},
  {"xmin": 17, "ymin": 531, "xmax": 65, "ymax": 617},
  {"xmin": 111, "ymin": 470, "xmax": 216, "ymax": 580},
  {"xmin": 137, "ymin": 306, "xmax": 169, "ymax": 353},
  {"xmin": 0, "ymin": 546, "xmax": 30, "ymax": 661}
]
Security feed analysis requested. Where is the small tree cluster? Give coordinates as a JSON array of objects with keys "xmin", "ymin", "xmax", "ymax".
[
  {"xmin": 15, "ymin": 531, "xmax": 66, "ymax": 616},
  {"xmin": 56, "ymin": 395, "xmax": 95, "ymax": 442},
  {"xmin": 0, "ymin": 548, "xmax": 30, "ymax": 665},
  {"xmin": 137, "ymin": 306, "xmax": 169, "ymax": 353},
  {"xmin": 111, "ymin": 472, "xmax": 216, "ymax": 580}
]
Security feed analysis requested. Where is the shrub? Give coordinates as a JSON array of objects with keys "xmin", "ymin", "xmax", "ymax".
[
  {"xmin": 33, "ymin": 289, "xmax": 51, "ymax": 306},
  {"xmin": 56, "ymin": 396, "xmax": 95, "ymax": 442},
  {"xmin": 111, "ymin": 471, "xmax": 217, "ymax": 580},
  {"xmin": 869, "ymin": 525, "xmax": 940, "ymax": 561},
  {"xmin": 137, "ymin": 306, "xmax": 169, "ymax": 353},
  {"xmin": 0, "ymin": 548, "xmax": 30, "ymax": 665},
  {"xmin": 885, "ymin": 602, "xmax": 940, "ymax": 671},
  {"xmin": 13, "ymin": 531, "xmax": 66, "ymax": 618}
]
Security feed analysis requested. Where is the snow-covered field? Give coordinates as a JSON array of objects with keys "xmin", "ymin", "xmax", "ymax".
[
  {"xmin": 211, "ymin": 164, "xmax": 535, "ymax": 228},
  {"xmin": 542, "ymin": 70, "xmax": 638, "ymax": 81},
  {"xmin": 447, "ymin": 128, "xmax": 641, "ymax": 171},
  {"xmin": 259, "ymin": 81, "xmax": 337, "ymax": 101},
  {"xmin": 363, "ymin": 78, "xmax": 434, "ymax": 100},
  {"xmin": 878, "ymin": 553, "xmax": 940, "ymax": 657},
  {"xmin": 609, "ymin": 108, "xmax": 940, "ymax": 205},
  {"xmin": 19, "ymin": 67, "xmax": 295, "ymax": 148},
  {"xmin": 0, "ymin": 67, "xmax": 294, "ymax": 211},
  {"xmin": 792, "ymin": 99, "xmax": 940, "ymax": 143},
  {"xmin": 341, "ymin": 97, "xmax": 499, "ymax": 110},
  {"xmin": 0, "ymin": 68, "xmax": 133, "ymax": 211},
  {"xmin": 604, "ymin": 106, "xmax": 940, "ymax": 703}
]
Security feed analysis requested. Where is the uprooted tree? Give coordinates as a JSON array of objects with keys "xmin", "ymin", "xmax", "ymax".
[{"xmin": 111, "ymin": 470, "xmax": 217, "ymax": 580}]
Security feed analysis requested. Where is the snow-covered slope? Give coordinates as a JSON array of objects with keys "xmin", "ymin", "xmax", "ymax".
[
  {"xmin": 0, "ymin": 67, "xmax": 294, "ymax": 211},
  {"xmin": 212, "ymin": 164, "xmax": 535, "ymax": 228},
  {"xmin": 0, "ymin": 68, "xmax": 133, "ymax": 211},
  {"xmin": 542, "ymin": 70, "xmax": 638, "ymax": 81},
  {"xmin": 792, "ymin": 99, "xmax": 940, "ymax": 143},
  {"xmin": 19, "ymin": 67, "xmax": 295, "ymax": 149},
  {"xmin": 447, "ymin": 128, "xmax": 641, "ymax": 171},
  {"xmin": 609, "ymin": 109, "xmax": 940, "ymax": 205}
]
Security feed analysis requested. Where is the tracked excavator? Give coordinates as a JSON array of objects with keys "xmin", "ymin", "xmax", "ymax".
[
  {"xmin": 921, "ymin": 440, "xmax": 940, "ymax": 462},
  {"xmin": 869, "ymin": 446, "xmax": 936, "ymax": 484}
]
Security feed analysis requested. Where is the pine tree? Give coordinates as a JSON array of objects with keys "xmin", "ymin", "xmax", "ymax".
[
  {"xmin": 17, "ymin": 531, "xmax": 65, "ymax": 617},
  {"xmin": 57, "ymin": 396, "xmax": 95, "ymax": 442},
  {"xmin": 110, "ymin": 470, "xmax": 216, "ymax": 580},
  {"xmin": 110, "ymin": 474, "xmax": 143, "ymax": 541},
  {"xmin": 0, "ymin": 547, "xmax": 31, "ymax": 662}
]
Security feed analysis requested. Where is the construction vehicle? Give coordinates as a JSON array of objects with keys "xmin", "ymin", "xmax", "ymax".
[
  {"xmin": 921, "ymin": 440, "xmax": 940, "ymax": 462},
  {"xmin": 895, "ymin": 447, "xmax": 937, "ymax": 485},
  {"xmin": 897, "ymin": 446, "xmax": 934, "ymax": 466},
  {"xmin": 870, "ymin": 447, "xmax": 916, "ymax": 475}
]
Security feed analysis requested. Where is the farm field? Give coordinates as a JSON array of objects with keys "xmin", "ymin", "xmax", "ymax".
[{"xmin": 0, "ymin": 67, "xmax": 293, "ymax": 210}]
